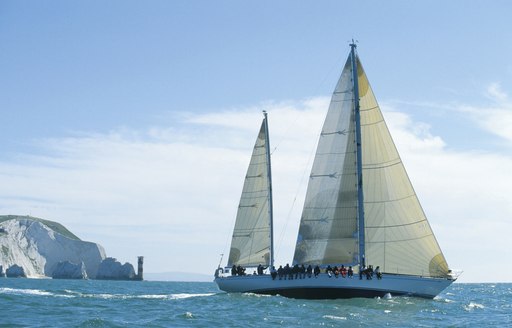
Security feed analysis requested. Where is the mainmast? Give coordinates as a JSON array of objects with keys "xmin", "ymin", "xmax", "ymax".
[
  {"xmin": 263, "ymin": 111, "xmax": 275, "ymax": 269},
  {"xmin": 350, "ymin": 41, "xmax": 366, "ymax": 268}
]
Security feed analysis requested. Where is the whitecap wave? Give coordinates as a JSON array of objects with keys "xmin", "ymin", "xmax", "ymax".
[
  {"xmin": 0, "ymin": 287, "xmax": 53, "ymax": 296},
  {"xmin": 436, "ymin": 297, "xmax": 454, "ymax": 303},
  {"xmin": 169, "ymin": 293, "xmax": 215, "ymax": 300},
  {"xmin": 137, "ymin": 294, "xmax": 170, "ymax": 299},
  {"xmin": 465, "ymin": 302, "xmax": 485, "ymax": 311},
  {"xmin": 243, "ymin": 292, "xmax": 272, "ymax": 298},
  {"xmin": 0, "ymin": 287, "xmax": 215, "ymax": 301},
  {"xmin": 323, "ymin": 315, "xmax": 347, "ymax": 321}
]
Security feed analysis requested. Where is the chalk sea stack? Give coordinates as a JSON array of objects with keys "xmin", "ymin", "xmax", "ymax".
[{"xmin": 52, "ymin": 260, "xmax": 88, "ymax": 279}]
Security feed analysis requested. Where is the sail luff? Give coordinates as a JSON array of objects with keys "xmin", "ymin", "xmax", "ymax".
[{"xmin": 350, "ymin": 42, "xmax": 366, "ymax": 268}]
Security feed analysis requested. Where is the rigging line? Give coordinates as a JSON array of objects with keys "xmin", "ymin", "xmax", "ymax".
[
  {"xmin": 269, "ymin": 51, "xmax": 346, "ymax": 156},
  {"xmin": 274, "ymin": 52, "xmax": 346, "ymax": 260},
  {"xmin": 312, "ymin": 51, "xmax": 347, "ymax": 97},
  {"xmin": 274, "ymin": 124, "xmax": 319, "ymax": 260}
]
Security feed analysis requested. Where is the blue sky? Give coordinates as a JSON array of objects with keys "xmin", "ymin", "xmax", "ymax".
[{"xmin": 1, "ymin": 1, "xmax": 512, "ymax": 282}]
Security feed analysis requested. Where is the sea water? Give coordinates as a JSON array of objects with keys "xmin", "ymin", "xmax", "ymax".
[{"xmin": 0, "ymin": 279, "xmax": 510, "ymax": 327}]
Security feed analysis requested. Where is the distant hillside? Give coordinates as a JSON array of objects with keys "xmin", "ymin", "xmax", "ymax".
[{"xmin": 0, "ymin": 215, "xmax": 80, "ymax": 240}]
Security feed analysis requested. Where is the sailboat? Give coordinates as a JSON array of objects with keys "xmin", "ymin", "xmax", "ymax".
[{"xmin": 214, "ymin": 43, "xmax": 457, "ymax": 299}]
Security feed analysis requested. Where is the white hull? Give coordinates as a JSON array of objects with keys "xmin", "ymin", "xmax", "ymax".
[{"xmin": 215, "ymin": 273, "xmax": 455, "ymax": 299}]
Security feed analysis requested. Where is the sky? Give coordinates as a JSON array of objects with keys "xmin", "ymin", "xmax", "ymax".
[{"xmin": 1, "ymin": 1, "xmax": 511, "ymax": 283}]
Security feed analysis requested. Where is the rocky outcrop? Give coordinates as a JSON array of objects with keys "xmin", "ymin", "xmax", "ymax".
[
  {"xmin": 6, "ymin": 264, "xmax": 26, "ymax": 278},
  {"xmin": 52, "ymin": 260, "xmax": 88, "ymax": 279},
  {"xmin": 0, "ymin": 215, "xmax": 106, "ymax": 278},
  {"xmin": 96, "ymin": 257, "xmax": 137, "ymax": 280},
  {"xmin": 0, "ymin": 264, "xmax": 5, "ymax": 277}
]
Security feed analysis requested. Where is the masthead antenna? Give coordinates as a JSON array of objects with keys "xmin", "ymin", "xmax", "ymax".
[{"xmin": 349, "ymin": 38, "xmax": 358, "ymax": 49}]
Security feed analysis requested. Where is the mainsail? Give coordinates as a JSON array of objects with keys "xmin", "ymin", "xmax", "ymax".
[
  {"xmin": 227, "ymin": 113, "xmax": 273, "ymax": 268},
  {"xmin": 294, "ymin": 48, "xmax": 450, "ymax": 278}
]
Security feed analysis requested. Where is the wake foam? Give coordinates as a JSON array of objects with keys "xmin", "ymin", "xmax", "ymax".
[
  {"xmin": 0, "ymin": 288, "xmax": 215, "ymax": 300},
  {"xmin": 0, "ymin": 287, "xmax": 53, "ymax": 296}
]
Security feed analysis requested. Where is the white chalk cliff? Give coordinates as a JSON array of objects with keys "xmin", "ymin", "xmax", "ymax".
[{"xmin": 0, "ymin": 215, "xmax": 106, "ymax": 278}]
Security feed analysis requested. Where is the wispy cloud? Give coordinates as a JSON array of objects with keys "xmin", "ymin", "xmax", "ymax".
[
  {"xmin": 1, "ymin": 92, "xmax": 511, "ymax": 282},
  {"xmin": 454, "ymin": 83, "xmax": 512, "ymax": 143}
]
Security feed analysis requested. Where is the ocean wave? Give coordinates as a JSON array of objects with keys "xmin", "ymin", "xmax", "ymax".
[
  {"xmin": 464, "ymin": 302, "xmax": 485, "ymax": 311},
  {"xmin": 323, "ymin": 315, "xmax": 347, "ymax": 321},
  {"xmin": 58, "ymin": 292, "xmax": 216, "ymax": 300},
  {"xmin": 182, "ymin": 312, "xmax": 194, "ymax": 319},
  {"xmin": 0, "ymin": 287, "xmax": 53, "ymax": 297},
  {"xmin": 169, "ymin": 293, "xmax": 216, "ymax": 300},
  {"xmin": 0, "ymin": 287, "xmax": 215, "ymax": 301},
  {"xmin": 1, "ymin": 282, "xmax": 510, "ymax": 326},
  {"xmin": 243, "ymin": 292, "xmax": 272, "ymax": 298}
]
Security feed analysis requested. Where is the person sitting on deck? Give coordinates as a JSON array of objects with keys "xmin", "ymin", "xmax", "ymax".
[
  {"xmin": 366, "ymin": 265, "xmax": 373, "ymax": 280},
  {"xmin": 277, "ymin": 265, "xmax": 284, "ymax": 280},
  {"xmin": 348, "ymin": 266, "xmax": 353, "ymax": 278},
  {"xmin": 333, "ymin": 266, "xmax": 339, "ymax": 278},
  {"xmin": 232, "ymin": 264, "xmax": 237, "ymax": 276},
  {"xmin": 341, "ymin": 265, "xmax": 347, "ymax": 278},
  {"xmin": 306, "ymin": 264, "xmax": 313, "ymax": 278},
  {"xmin": 300, "ymin": 264, "xmax": 306, "ymax": 279},
  {"xmin": 270, "ymin": 266, "xmax": 277, "ymax": 280},
  {"xmin": 284, "ymin": 264, "xmax": 291, "ymax": 280},
  {"xmin": 326, "ymin": 265, "xmax": 333, "ymax": 277},
  {"xmin": 375, "ymin": 266, "xmax": 382, "ymax": 280},
  {"xmin": 293, "ymin": 264, "xmax": 300, "ymax": 279},
  {"xmin": 313, "ymin": 265, "xmax": 320, "ymax": 278}
]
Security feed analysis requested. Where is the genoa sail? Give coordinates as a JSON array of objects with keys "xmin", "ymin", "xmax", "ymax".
[
  {"xmin": 357, "ymin": 57, "xmax": 449, "ymax": 277},
  {"xmin": 293, "ymin": 50, "xmax": 450, "ymax": 278},
  {"xmin": 227, "ymin": 115, "xmax": 272, "ymax": 268}
]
